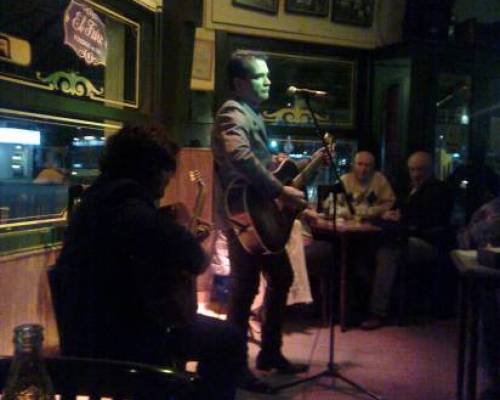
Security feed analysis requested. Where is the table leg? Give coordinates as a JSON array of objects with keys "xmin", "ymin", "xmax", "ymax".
[
  {"xmin": 466, "ymin": 280, "xmax": 479, "ymax": 400},
  {"xmin": 457, "ymin": 277, "xmax": 468, "ymax": 400},
  {"xmin": 340, "ymin": 235, "xmax": 348, "ymax": 332}
]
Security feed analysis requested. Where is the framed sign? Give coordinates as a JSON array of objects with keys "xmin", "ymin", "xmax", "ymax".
[
  {"xmin": 331, "ymin": 0, "xmax": 374, "ymax": 27},
  {"xmin": 191, "ymin": 39, "xmax": 214, "ymax": 81},
  {"xmin": 285, "ymin": 0, "xmax": 329, "ymax": 17},
  {"xmin": 0, "ymin": 0, "xmax": 141, "ymax": 108},
  {"xmin": 232, "ymin": 0, "xmax": 279, "ymax": 14}
]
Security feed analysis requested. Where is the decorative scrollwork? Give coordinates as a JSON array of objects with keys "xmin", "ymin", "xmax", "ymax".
[
  {"xmin": 263, "ymin": 104, "xmax": 330, "ymax": 125},
  {"xmin": 36, "ymin": 71, "xmax": 103, "ymax": 98}
]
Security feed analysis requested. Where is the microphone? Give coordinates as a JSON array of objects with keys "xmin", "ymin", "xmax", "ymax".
[{"xmin": 286, "ymin": 85, "xmax": 328, "ymax": 97}]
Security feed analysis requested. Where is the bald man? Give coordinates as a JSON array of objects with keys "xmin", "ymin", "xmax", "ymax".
[
  {"xmin": 384, "ymin": 151, "xmax": 454, "ymax": 234},
  {"xmin": 337, "ymin": 151, "xmax": 396, "ymax": 220},
  {"xmin": 361, "ymin": 151, "xmax": 454, "ymax": 330}
]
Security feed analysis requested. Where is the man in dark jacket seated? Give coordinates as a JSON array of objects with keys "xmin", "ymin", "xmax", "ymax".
[
  {"xmin": 361, "ymin": 151, "xmax": 454, "ymax": 329},
  {"xmin": 55, "ymin": 124, "xmax": 245, "ymax": 400}
]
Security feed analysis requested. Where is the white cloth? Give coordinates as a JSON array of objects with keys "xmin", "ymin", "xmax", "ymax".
[
  {"xmin": 286, "ymin": 220, "xmax": 313, "ymax": 305},
  {"xmin": 210, "ymin": 230, "xmax": 231, "ymax": 276}
]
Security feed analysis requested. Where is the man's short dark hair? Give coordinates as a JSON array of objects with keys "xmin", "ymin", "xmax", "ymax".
[
  {"xmin": 227, "ymin": 50, "xmax": 267, "ymax": 91},
  {"xmin": 100, "ymin": 124, "xmax": 178, "ymax": 183}
]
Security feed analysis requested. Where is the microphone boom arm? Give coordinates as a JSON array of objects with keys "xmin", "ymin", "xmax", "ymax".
[{"xmin": 287, "ymin": 86, "xmax": 328, "ymax": 97}]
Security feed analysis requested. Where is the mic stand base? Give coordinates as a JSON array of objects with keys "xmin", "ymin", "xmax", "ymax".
[
  {"xmin": 272, "ymin": 363, "xmax": 384, "ymax": 400},
  {"xmin": 270, "ymin": 186, "xmax": 382, "ymax": 400},
  {"xmin": 271, "ymin": 97, "xmax": 380, "ymax": 399}
]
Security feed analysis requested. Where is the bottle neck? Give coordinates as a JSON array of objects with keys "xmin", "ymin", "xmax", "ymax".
[
  {"xmin": 11, "ymin": 324, "xmax": 45, "ymax": 362},
  {"xmin": 14, "ymin": 346, "xmax": 43, "ymax": 359}
]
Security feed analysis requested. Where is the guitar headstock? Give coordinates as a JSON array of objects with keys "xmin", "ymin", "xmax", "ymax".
[
  {"xmin": 323, "ymin": 132, "xmax": 335, "ymax": 146},
  {"xmin": 189, "ymin": 170, "xmax": 205, "ymax": 188}
]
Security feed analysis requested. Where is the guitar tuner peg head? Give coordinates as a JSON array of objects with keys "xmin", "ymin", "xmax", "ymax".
[
  {"xmin": 188, "ymin": 170, "xmax": 200, "ymax": 181},
  {"xmin": 323, "ymin": 132, "xmax": 335, "ymax": 144}
]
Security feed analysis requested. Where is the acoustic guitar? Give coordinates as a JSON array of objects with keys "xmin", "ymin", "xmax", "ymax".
[
  {"xmin": 225, "ymin": 134, "xmax": 334, "ymax": 255},
  {"xmin": 169, "ymin": 170, "xmax": 210, "ymax": 323}
]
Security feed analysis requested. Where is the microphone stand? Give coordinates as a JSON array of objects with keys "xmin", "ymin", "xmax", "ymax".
[{"xmin": 272, "ymin": 95, "xmax": 383, "ymax": 400}]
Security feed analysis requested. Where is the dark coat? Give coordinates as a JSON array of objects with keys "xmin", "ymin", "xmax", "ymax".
[
  {"xmin": 55, "ymin": 177, "xmax": 207, "ymax": 364},
  {"xmin": 402, "ymin": 178, "xmax": 454, "ymax": 247},
  {"xmin": 211, "ymin": 98, "xmax": 283, "ymax": 229}
]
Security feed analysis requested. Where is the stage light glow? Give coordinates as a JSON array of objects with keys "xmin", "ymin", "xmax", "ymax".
[{"xmin": 461, "ymin": 113, "xmax": 469, "ymax": 125}]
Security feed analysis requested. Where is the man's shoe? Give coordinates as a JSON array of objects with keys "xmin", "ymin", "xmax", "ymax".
[
  {"xmin": 237, "ymin": 368, "xmax": 275, "ymax": 394},
  {"xmin": 256, "ymin": 352, "xmax": 309, "ymax": 374},
  {"xmin": 360, "ymin": 315, "xmax": 385, "ymax": 330}
]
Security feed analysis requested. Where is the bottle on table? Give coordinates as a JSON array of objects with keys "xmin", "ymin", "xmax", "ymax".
[{"xmin": 2, "ymin": 324, "xmax": 55, "ymax": 400}]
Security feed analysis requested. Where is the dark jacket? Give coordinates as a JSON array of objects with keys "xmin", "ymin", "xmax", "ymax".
[
  {"xmin": 211, "ymin": 98, "xmax": 283, "ymax": 229},
  {"xmin": 55, "ymin": 177, "xmax": 207, "ymax": 363},
  {"xmin": 402, "ymin": 178, "xmax": 454, "ymax": 247}
]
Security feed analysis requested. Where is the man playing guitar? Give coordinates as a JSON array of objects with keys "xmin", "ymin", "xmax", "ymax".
[
  {"xmin": 56, "ymin": 125, "xmax": 245, "ymax": 400},
  {"xmin": 211, "ymin": 50, "xmax": 329, "ymax": 393}
]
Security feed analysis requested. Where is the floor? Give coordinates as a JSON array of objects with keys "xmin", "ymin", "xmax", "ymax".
[{"xmin": 234, "ymin": 315, "xmax": 460, "ymax": 400}]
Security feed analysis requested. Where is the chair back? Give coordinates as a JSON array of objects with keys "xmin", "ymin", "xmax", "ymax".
[{"xmin": 0, "ymin": 356, "xmax": 199, "ymax": 400}]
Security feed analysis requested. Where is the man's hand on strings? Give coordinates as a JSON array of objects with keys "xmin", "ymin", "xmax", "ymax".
[
  {"xmin": 278, "ymin": 185, "xmax": 307, "ymax": 211},
  {"xmin": 301, "ymin": 207, "xmax": 322, "ymax": 224}
]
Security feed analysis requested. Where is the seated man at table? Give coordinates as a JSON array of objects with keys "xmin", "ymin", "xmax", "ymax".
[
  {"xmin": 458, "ymin": 197, "xmax": 500, "ymax": 400},
  {"xmin": 361, "ymin": 151, "xmax": 454, "ymax": 329},
  {"xmin": 334, "ymin": 151, "xmax": 396, "ymax": 220},
  {"xmin": 55, "ymin": 124, "xmax": 245, "ymax": 400}
]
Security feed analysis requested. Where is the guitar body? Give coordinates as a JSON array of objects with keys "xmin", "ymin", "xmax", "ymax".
[
  {"xmin": 224, "ymin": 134, "xmax": 333, "ymax": 255},
  {"xmin": 225, "ymin": 160, "xmax": 301, "ymax": 255}
]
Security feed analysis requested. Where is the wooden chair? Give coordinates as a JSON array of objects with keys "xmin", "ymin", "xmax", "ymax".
[{"xmin": 0, "ymin": 356, "xmax": 200, "ymax": 400}]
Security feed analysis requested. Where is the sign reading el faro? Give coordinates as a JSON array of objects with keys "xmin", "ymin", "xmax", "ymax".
[{"xmin": 63, "ymin": 0, "xmax": 108, "ymax": 66}]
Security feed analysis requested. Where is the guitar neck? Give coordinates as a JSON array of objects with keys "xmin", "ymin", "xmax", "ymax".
[
  {"xmin": 291, "ymin": 154, "xmax": 324, "ymax": 190},
  {"xmin": 188, "ymin": 188, "xmax": 206, "ymax": 234}
]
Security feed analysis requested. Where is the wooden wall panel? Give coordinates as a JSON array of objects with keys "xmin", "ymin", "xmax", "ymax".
[{"xmin": 0, "ymin": 248, "xmax": 60, "ymax": 356}]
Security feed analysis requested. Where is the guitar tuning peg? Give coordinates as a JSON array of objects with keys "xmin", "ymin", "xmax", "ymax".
[{"xmin": 323, "ymin": 132, "xmax": 335, "ymax": 144}]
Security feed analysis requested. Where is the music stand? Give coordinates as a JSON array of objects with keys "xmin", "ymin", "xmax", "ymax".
[{"xmin": 272, "ymin": 95, "xmax": 383, "ymax": 400}]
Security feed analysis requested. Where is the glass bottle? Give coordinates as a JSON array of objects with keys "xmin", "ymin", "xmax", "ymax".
[{"xmin": 3, "ymin": 324, "xmax": 55, "ymax": 400}]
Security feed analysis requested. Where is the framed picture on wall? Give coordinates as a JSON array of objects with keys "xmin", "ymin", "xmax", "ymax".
[
  {"xmin": 285, "ymin": 0, "xmax": 329, "ymax": 17},
  {"xmin": 232, "ymin": 0, "xmax": 279, "ymax": 14},
  {"xmin": 191, "ymin": 39, "xmax": 214, "ymax": 81},
  {"xmin": 331, "ymin": 0, "xmax": 374, "ymax": 27}
]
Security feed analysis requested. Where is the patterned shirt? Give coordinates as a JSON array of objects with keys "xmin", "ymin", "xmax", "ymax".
[{"xmin": 337, "ymin": 171, "xmax": 396, "ymax": 219}]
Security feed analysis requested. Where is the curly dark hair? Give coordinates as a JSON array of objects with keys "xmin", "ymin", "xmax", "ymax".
[{"xmin": 99, "ymin": 124, "xmax": 178, "ymax": 183}]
